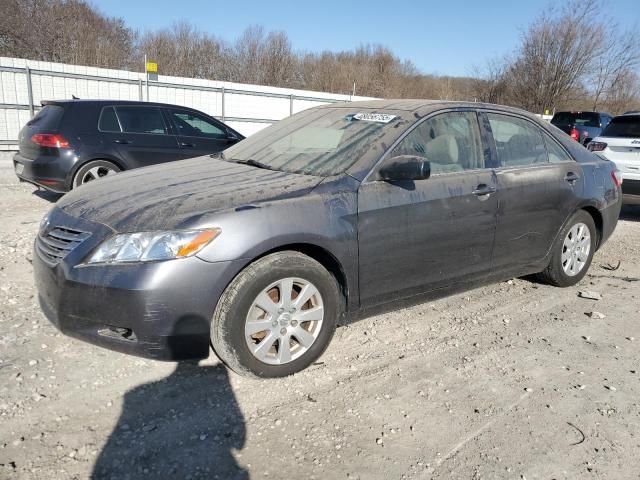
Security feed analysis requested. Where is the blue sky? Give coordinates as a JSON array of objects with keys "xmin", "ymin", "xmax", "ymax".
[{"xmin": 96, "ymin": 0, "xmax": 639, "ymax": 77}]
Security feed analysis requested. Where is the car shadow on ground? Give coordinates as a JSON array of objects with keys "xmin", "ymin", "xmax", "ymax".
[
  {"xmin": 620, "ymin": 205, "xmax": 640, "ymax": 222},
  {"xmin": 91, "ymin": 361, "xmax": 248, "ymax": 480},
  {"xmin": 32, "ymin": 187, "xmax": 62, "ymax": 203}
]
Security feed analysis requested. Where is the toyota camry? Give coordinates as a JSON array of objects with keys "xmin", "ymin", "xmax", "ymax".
[{"xmin": 33, "ymin": 100, "xmax": 622, "ymax": 378}]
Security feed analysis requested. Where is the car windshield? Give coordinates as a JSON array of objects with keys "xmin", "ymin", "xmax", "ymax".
[
  {"xmin": 551, "ymin": 112, "xmax": 600, "ymax": 127},
  {"xmin": 223, "ymin": 108, "xmax": 401, "ymax": 176},
  {"xmin": 601, "ymin": 115, "xmax": 640, "ymax": 138}
]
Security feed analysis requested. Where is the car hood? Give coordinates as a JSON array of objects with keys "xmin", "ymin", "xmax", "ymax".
[{"xmin": 57, "ymin": 156, "xmax": 324, "ymax": 232}]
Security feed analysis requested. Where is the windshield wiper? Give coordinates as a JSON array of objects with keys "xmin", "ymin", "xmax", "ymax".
[{"xmin": 235, "ymin": 159, "xmax": 275, "ymax": 171}]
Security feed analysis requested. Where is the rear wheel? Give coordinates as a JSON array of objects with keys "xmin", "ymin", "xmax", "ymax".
[
  {"xmin": 211, "ymin": 251, "xmax": 340, "ymax": 378},
  {"xmin": 536, "ymin": 210, "xmax": 596, "ymax": 287},
  {"xmin": 73, "ymin": 160, "xmax": 120, "ymax": 189}
]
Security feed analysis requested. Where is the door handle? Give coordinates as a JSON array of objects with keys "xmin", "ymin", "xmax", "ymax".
[
  {"xmin": 113, "ymin": 139, "xmax": 131, "ymax": 144},
  {"xmin": 180, "ymin": 142, "xmax": 195, "ymax": 148},
  {"xmin": 565, "ymin": 172, "xmax": 579, "ymax": 184},
  {"xmin": 472, "ymin": 184, "xmax": 497, "ymax": 196}
]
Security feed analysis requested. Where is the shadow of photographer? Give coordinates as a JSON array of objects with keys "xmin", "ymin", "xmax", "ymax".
[{"xmin": 91, "ymin": 361, "xmax": 248, "ymax": 480}]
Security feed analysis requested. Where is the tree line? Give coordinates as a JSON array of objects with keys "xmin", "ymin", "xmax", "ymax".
[{"xmin": 1, "ymin": 0, "xmax": 638, "ymax": 114}]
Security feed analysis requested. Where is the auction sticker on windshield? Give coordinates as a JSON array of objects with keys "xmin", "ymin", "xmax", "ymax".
[{"xmin": 352, "ymin": 113, "xmax": 398, "ymax": 123}]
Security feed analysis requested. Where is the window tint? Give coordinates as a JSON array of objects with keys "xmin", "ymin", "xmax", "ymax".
[
  {"xmin": 26, "ymin": 105, "xmax": 65, "ymax": 129},
  {"xmin": 601, "ymin": 115, "xmax": 640, "ymax": 138},
  {"xmin": 98, "ymin": 107, "xmax": 120, "ymax": 132},
  {"xmin": 169, "ymin": 109, "xmax": 225, "ymax": 138},
  {"xmin": 115, "ymin": 107, "xmax": 166, "ymax": 135},
  {"xmin": 544, "ymin": 135, "xmax": 572, "ymax": 163},
  {"xmin": 487, "ymin": 114, "xmax": 548, "ymax": 167},
  {"xmin": 390, "ymin": 112, "xmax": 484, "ymax": 175}
]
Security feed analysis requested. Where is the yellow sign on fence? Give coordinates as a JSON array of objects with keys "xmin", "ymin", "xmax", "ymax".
[{"xmin": 145, "ymin": 62, "xmax": 158, "ymax": 73}]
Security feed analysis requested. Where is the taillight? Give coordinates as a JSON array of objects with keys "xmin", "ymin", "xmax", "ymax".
[
  {"xmin": 570, "ymin": 127, "xmax": 580, "ymax": 142},
  {"xmin": 31, "ymin": 133, "xmax": 70, "ymax": 148},
  {"xmin": 587, "ymin": 141, "xmax": 607, "ymax": 152},
  {"xmin": 611, "ymin": 169, "xmax": 623, "ymax": 187}
]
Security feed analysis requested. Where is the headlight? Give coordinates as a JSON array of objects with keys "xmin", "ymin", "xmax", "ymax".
[{"xmin": 85, "ymin": 228, "xmax": 221, "ymax": 264}]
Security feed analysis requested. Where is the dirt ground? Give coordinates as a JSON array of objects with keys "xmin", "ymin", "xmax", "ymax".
[{"xmin": 1, "ymin": 152, "xmax": 639, "ymax": 480}]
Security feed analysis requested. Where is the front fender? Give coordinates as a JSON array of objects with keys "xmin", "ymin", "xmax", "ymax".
[{"xmin": 194, "ymin": 186, "xmax": 360, "ymax": 310}]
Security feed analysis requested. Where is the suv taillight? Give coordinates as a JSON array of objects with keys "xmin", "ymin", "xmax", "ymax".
[
  {"xmin": 611, "ymin": 169, "xmax": 623, "ymax": 187},
  {"xmin": 31, "ymin": 133, "xmax": 70, "ymax": 148},
  {"xmin": 570, "ymin": 127, "xmax": 580, "ymax": 142},
  {"xmin": 587, "ymin": 141, "xmax": 607, "ymax": 152}
]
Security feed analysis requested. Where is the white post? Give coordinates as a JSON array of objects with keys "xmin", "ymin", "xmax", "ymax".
[{"xmin": 144, "ymin": 54, "xmax": 149, "ymax": 101}]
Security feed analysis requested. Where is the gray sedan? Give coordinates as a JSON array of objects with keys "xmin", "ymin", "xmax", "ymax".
[{"xmin": 33, "ymin": 100, "xmax": 622, "ymax": 377}]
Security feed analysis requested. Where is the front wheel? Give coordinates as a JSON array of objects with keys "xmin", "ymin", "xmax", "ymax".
[
  {"xmin": 211, "ymin": 251, "xmax": 340, "ymax": 378},
  {"xmin": 536, "ymin": 210, "xmax": 596, "ymax": 287}
]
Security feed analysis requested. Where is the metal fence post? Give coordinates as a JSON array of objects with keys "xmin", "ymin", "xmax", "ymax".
[
  {"xmin": 138, "ymin": 79, "xmax": 143, "ymax": 101},
  {"xmin": 25, "ymin": 66, "xmax": 34, "ymax": 117},
  {"xmin": 221, "ymin": 86, "xmax": 225, "ymax": 121},
  {"xmin": 289, "ymin": 94, "xmax": 294, "ymax": 116}
]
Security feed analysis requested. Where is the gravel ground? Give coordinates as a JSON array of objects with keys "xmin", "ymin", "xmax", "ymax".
[{"xmin": 1, "ymin": 152, "xmax": 639, "ymax": 480}]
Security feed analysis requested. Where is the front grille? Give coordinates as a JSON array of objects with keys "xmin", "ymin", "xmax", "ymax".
[{"xmin": 36, "ymin": 226, "xmax": 91, "ymax": 266}]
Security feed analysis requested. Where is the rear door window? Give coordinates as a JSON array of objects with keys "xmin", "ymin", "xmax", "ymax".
[
  {"xmin": 601, "ymin": 116, "xmax": 640, "ymax": 138},
  {"xmin": 115, "ymin": 106, "xmax": 167, "ymax": 135},
  {"xmin": 168, "ymin": 109, "xmax": 226, "ymax": 138},
  {"xmin": 487, "ymin": 114, "xmax": 548, "ymax": 167},
  {"xmin": 390, "ymin": 111, "xmax": 484, "ymax": 175},
  {"xmin": 98, "ymin": 107, "xmax": 121, "ymax": 132}
]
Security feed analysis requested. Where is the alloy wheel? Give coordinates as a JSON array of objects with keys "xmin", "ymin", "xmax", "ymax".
[
  {"xmin": 244, "ymin": 277, "xmax": 324, "ymax": 365},
  {"xmin": 561, "ymin": 222, "xmax": 591, "ymax": 276}
]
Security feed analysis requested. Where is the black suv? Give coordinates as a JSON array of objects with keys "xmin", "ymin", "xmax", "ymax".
[
  {"xmin": 13, "ymin": 100, "xmax": 244, "ymax": 192},
  {"xmin": 550, "ymin": 111, "xmax": 612, "ymax": 145}
]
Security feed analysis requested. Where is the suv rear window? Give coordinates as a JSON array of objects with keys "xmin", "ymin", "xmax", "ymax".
[
  {"xmin": 26, "ymin": 105, "xmax": 65, "ymax": 129},
  {"xmin": 551, "ymin": 112, "xmax": 600, "ymax": 128},
  {"xmin": 601, "ymin": 116, "xmax": 640, "ymax": 138}
]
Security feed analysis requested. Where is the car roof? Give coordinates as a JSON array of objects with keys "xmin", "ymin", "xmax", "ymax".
[
  {"xmin": 41, "ymin": 99, "xmax": 205, "ymax": 110},
  {"xmin": 321, "ymin": 99, "xmax": 541, "ymax": 119}
]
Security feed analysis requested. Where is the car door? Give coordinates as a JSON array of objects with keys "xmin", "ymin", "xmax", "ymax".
[
  {"xmin": 484, "ymin": 112, "xmax": 582, "ymax": 272},
  {"xmin": 165, "ymin": 108, "xmax": 239, "ymax": 159},
  {"xmin": 99, "ymin": 105, "xmax": 182, "ymax": 168},
  {"xmin": 357, "ymin": 110, "xmax": 498, "ymax": 308}
]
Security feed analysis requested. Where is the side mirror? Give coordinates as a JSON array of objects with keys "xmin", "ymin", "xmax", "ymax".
[{"xmin": 378, "ymin": 155, "xmax": 431, "ymax": 181}]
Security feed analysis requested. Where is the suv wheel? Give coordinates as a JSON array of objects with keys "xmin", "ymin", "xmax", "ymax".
[
  {"xmin": 73, "ymin": 160, "xmax": 120, "ymax": 188},
  {"xmin": 211, "ymin": 251, "xmax": 340, "ymax": 378},
  {"xmin": 536, "ymin": 210, "xmax": 596, "ymax": 287}
]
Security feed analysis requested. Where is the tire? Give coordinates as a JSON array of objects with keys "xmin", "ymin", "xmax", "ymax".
[
  {"xmin": 211, "ymin": 251, "xmax": 340, "ymax": 378},
  {"xmin": 536, "ymin": 210, "xmax": 596, "ymax": 287},
  {"xmin": 72, "ymin": 160, "xmax": 121, "ymax": 189}
]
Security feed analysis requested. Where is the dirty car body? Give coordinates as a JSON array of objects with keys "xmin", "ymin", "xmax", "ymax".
[{"xmin": 33, "ymin": 100, "xmax": 622, "ymax": 375}]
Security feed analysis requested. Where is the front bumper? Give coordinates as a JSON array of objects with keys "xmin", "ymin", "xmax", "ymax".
[
  {"xmin": 34, "ymin": 208, "xmax": 247, "ymax": 360},
  {"xmin": 13, "ymin": 151, "xmax": 74, "ymax": 192}
]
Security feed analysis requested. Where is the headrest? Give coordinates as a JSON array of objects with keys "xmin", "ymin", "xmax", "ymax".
[{"xmin": 428, "ymin": 135, "xmax": 459, "ymax": 165}]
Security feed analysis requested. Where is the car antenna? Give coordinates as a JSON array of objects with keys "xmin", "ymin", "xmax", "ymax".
[{"xmin": 72, "ymin": 95, "xmax": 79, "ymax": 100}]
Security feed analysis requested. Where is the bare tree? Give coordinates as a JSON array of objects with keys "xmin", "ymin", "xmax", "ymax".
[
  {"xmin": 508, "ymin": 0, "xmax": 606, "ymax": 113},
  {"xmin": 470, "ymin": 57, "xmax": 510, "ymax": 103},
  {"xmin": 1, "ymin": 0, "xmax": 637, "ymax": 111},
  {"xmin": 589, "ymin": 28, "xmax": 640, "ymax": 110}
]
